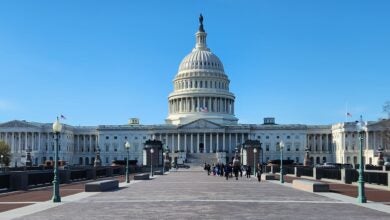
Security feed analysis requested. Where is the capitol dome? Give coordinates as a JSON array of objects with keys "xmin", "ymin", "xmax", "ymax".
[
  {"xmin": 178, "ymin": 49, "xmax": 225, "ymax": 73},
  {"xmin": 166, "ymin": 14, "xmax": 238, "ymax": 126}
]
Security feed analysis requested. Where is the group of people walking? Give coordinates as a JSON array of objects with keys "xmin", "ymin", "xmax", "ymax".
[{"xmin": 204, "ymin": 162, "xmax": 263, "ymax": 182}]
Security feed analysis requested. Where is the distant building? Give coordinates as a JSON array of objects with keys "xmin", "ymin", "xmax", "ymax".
[{"xmin": 0, "ymin": 16, "xmax": 389, "ymax": 167}]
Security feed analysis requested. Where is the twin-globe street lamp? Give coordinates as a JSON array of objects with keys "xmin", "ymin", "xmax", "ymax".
[
  {"xmin": 280, "ymin": 140, "xmax": 285, "ymax": 184},
  {"xmin": 52, "ymin": 117, "xmax": 62, "ymax": 203},
  {"xmin": 125, "ymin": 141, "xmax": 131, "ymax": 183},
  {"xmin": 253, "ymin": 148, "xmax": 257, "ymax": 176},
  {"xmin": 150, "ymin": 148, "xmax": 154, "ymax": 177},
  {"xmin": 356, "ymin": 116, "xmax": 367, "ymax": 203},
  {"xmin": 162, "ymin": 145, "xmax": 168, "ymax": 174}
]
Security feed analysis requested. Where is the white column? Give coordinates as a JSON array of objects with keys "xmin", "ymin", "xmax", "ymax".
[
  {"xmin": 11, "ymin": 132, "xmax": 15, "ymax": 152},
  {"xmin": 171, "ymin": 134, "xmax": 175, "ymax": 152},
  {"xmin": 223, "ymin": 133, "xmax": 226, "ymax": 152},
  {"xmin": 197, "ymin": 133, "xmax": 200, "ymax": 152},
  {"xmin": 241, "ymin": 133, "xmax": 244, "ymax": 144},
  {"xmin": 38, "ymin": 132, "xmax": 41, "ymax": 151},
  {"xmin": 191, "ymin": 134, "xmax": 194, "ymax": 153},
  {"xmin": 77, "ymin": 135, "xmax": 81, "ymax": 152},
  {"xmin": 373, "ymin": 131, "xmax": 376, "ymax": 150},
  {"xmin": 18, "ymin": 133, "xmax": 21, "ymax": 153},
  {"xmin": 365, "ymin": 131, "xmax": 369, "ymax": 150},
  {"xmin": 210, "ymin": 133, "xmax": 213, "ymax": 153},
  {"xmin": 184, "ymin": 134, "xmax": 187, "ymax": 153},
  {"xmin": 31, "ymin": 132, "xmax": 34, "ymax": 150},
  {"xmin": 235, "ymin": 133, "xmax": 238, "ymax": 146},
  {"xmin": 178, "ymin": 133, "xmax": 181, "ymax": 151},
  {"xmin": 204, "ymin": 133, "xmax": 206, "ymax": 153},
  {"xmin": 25, "ymin": 132, "xmax": 28, "ymax": 151},
  {"xmin": 216, "ymin": 133, "xmax": 219, "ymax": 152},
  {"xmin": 229, "ymin": 133, "xmax": 232, "ymax": 153}
]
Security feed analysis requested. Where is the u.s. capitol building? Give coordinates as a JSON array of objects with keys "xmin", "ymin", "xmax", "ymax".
[{"xmin": 1, "ymin": 16, "xmax": 389, "ymax": 167}]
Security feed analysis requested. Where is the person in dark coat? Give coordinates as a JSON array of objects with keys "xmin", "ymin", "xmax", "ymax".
[
  {"xmin": 224, "ymin": 164, "xmax": 230, "ymax": 180},
  {"xmin": 246, "ymin": 165, "xmax": 251, "ymax": 178},
  {"xmin": 239, "ymin": 165, "xmax": 243, "ymax": 178},
  {"xmin": 206, "ymin": 164, "xmax": 211, "ymax": 175},
  {"xmin": 257, "ymin": 163, "xmax": 262, "ymax": 182}
]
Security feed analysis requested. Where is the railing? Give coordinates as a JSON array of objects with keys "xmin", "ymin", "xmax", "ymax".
[
  {"xmin": 365, "ymin": 165, "xmax": 384, "ymax": 171},
  {"xmin": 112, "ymin": 166, "xmax": 122, "ymax": 175},
  {"xmin": 28, "ymin": 171, "xmax": 54, "ymax": 186},
  {"xmin": 70, "ymin": 170, "xmax": 87, "ymax": 181},
  {"xmin": 319, "ymin": 168, "xmax": 341, "ymax": 180},
  {"xmin": 284, "ymin": 166, "xmax": 295, "ymax": 175},
  {"xmin": 96, "ymin": 168, "xmax": 107, "ymax": 177},
  {"xmin": 301, "ymin": 167, "xmax": 313, "ymax": 177},
  {"xmin": 347, "ymin": 169, "xmax": 388, "ymax": 186},
  {"xmin": 0, "ymin": 174, "xmax": 10, "ymax": 189}
]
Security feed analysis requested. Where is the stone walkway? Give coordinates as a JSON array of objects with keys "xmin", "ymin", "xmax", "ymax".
[{"xmin": 2, "ymin": 170, "xmax": 390, "ymax": 220}]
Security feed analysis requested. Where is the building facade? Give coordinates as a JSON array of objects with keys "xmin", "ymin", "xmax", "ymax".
[{"xmin": 0, "ymin": 16, "xmax": 389, "ymax": 167}]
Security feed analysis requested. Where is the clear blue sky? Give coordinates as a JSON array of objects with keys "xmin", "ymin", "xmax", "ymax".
[{"xmin": 0, "ymin": 0, "xmax": 389, "ymax": 126}]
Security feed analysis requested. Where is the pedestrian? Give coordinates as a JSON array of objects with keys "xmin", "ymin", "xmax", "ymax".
[
  {"xmin": 239, "ymin": 165, "xmax": 243, "ymax": 178},
  {"xmin": 233, "ymin": 165, "xmax": 239, "ymax": 180},
  {"xmin": 257, "ymin": 165, "xmax": 262, "ymax": 182},
  {"xmin": 246, "ymin": 165, "xmax": 251, "ymax": 178},
  {"xmin": 206, "ymin": 164, "xmax": 211, "ymax": 175},
  {"xmin": 224, "ymin": 164, "xmax": 229, "ymax": 180},
  {"xmin": 221, "ymin": 163, "xmax": 224, "ymax": 177}
]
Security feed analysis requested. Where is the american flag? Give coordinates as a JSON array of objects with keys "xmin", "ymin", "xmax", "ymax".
[
  {"xmin": 60, "ymin": 115, "xmax": 67, "ymax": 120},
  {"xmin": 346, "ymin": 112, "xmax": 352, "ymax": 117}
]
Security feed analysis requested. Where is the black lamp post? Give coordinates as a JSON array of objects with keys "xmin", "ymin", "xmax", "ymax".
[
  {"xmin": 280, "ymin": 140, "xmax": 284, "ymax": 184},
  {"xmin": 52, "ymin": 117, "xmax": 62, "ymax": 203},
  {"xmin": 150, "ymin": 148, "xmax": 154, "ymax": 177},
  {"xmin": 125, "ymin": 141, "xmax": 130, "ymax": 183},
  {"xmin": 356, "ymin": 116, "xmax": 367, "ymax": 203}
]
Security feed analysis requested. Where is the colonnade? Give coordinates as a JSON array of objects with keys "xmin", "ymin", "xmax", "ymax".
[
  {"xmin": 154, "ymin": 132, "xmax": 249, "ymax": 154},
  {"xmin": 169, "ymin": 97, "xmax": 234, "ymax": 114},
  {"xmin": 307, "ymin": 134, "xmax": 333, "ymax": 153}
]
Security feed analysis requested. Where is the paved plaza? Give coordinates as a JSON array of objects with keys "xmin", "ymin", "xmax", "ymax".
[{"xmin": 2, "ymin": 169, "xmax": 390, "ymax": 220}]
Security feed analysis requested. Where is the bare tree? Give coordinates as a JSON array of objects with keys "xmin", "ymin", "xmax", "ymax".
[{"xmin": 383, "ymin": 101, "xmax": 390, "ymax": 119}]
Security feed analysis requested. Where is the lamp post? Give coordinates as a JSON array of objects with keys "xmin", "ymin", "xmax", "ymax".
[
  {"xmin": 125, "ymin": 141, "xmax": 130, "ymax": 183},
  {"xmin": 280, "ymin": 140, "xmax": 284, "ymax": 184},
  {"xmin": 150, "ymin": 148, "xmax": 154, "ymax": 177},
  {"xmin": 356, "ymin": 116, "xmax": 367, "ymax": 203},
  {"xmin": 163, "ymin": 152, "xmax": 166, "ymax": 174},
  {"xmin": 0, "ymin": 154, "xmax": 3, "ymax": 171},
  {"xmin": 52, "ymin": 117, "xmax": 62, "ymax": 203},
  {"xmin": 253, "ymin": 148, "xmax": 257, "ymax": 176}
]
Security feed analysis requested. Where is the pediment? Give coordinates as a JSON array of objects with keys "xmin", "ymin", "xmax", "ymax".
[
  {"xmin": 178, "ymin": 119, "xmax": 222, "ymax": 129},
  {"xmin": 0, "ymin": 120, "xmax": 40, "ymax": 128}
]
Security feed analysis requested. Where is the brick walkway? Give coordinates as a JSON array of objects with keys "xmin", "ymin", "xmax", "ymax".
[
  {"xmin": 3, "ymin": 170, "xmax": 389, "ymax": 220},
  {"xmin": 0, "ymin": 175, "xmax": 129, "ymax": 213},
  {"xmin": 281, "ymin": 175, "xmax": 390, "ymax": 203}
]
